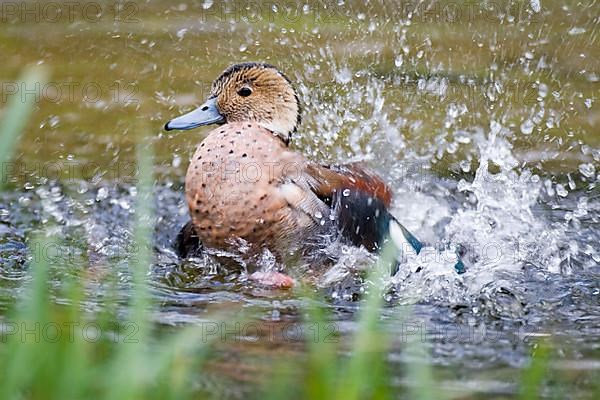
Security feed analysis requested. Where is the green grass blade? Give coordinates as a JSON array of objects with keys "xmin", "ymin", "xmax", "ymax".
[
  {"xmin": 131, "ymin": 140, "xmax": 154, "ymax": 332},
  {"xmin": 404, "ymin": 331, "xmax": 437, "ymax": 400},
  {"xmin": 304, "ymin": 296, "xmax": 337, "ymax": 400},
  {"xmin": 335, "ymin": 243, "xmax": 396, "ymax": 400},
  {"xmin": 519, "ymin": 341, "xmax": 551, "ymax": 400},
  {"xmin": 0, "ymin": 66, "xmax": 48, "ymax": 190},
  {"xmin": 103, "ymin": 130, "xmax": 155, "ymax": 400}
]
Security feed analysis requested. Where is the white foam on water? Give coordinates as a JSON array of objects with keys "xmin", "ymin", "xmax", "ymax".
[{"xmin": 386, "ymin": 123, "xmax": 571, "ymax": 303}]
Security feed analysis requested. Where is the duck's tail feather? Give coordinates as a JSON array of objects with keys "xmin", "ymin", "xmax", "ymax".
[
  {"xmin": 175, "ymin": 220, "xmax": 202, "ymax": 258},
  {"xmin": 388, "ymin": 217, "xmax": 465, "ymax": 275}
]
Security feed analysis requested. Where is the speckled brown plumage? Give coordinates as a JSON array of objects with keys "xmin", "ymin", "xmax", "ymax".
[{"xmin": 185, "ymin": 121, "xmax": 329, "ymax": 260}]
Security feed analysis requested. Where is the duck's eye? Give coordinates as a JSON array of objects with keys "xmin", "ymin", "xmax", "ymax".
[{"xmin": 237, "ymin": 87, "xmax": 252, "ymax": 97}]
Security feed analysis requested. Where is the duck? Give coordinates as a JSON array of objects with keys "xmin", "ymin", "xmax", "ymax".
[{"xmin": 165, "ymin": 62, "xmax": 464, "ymax": 287}]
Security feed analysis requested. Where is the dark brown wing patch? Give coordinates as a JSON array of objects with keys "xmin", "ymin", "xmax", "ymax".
[{"xmin": 305, "ymin": 162, "xmax": 393, "ymax": 207}]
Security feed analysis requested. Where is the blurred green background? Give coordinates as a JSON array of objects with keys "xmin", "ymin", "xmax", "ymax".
[{"xmin": 1, "ymin": 0, "xmax": 598, "ymax": 184}]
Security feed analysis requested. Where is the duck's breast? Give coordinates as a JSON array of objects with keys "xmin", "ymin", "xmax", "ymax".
[{"xmin": 185, "ymin": 122, "xmax": 312, "ymax": 251}]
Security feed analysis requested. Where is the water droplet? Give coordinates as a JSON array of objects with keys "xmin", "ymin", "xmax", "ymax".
[
  {"xmin": 555, "ymin": 184, "xmax": 568, "ymax": 197},
  {"xmin": 118, "ymin": 199, "xmax": 130, "ymax": 210},
  {"xmin": 567, "ymin": 174, "xmax": 576, "ymax": 190},
  {"xmin": 342, "ymin": 189, "xmax": 351, "ymax": 197},
  {"xmin": 578, "ymin": 163, "xmax": 595, "ymax": 178},
  {"xmin": 568, "ymin": 27, "xmax": 586, "ymax": 35},
  {"xmin": 271, "ymin": 308, "xmax": 280, "ymax": 320},
  {"xmin": 459, "ymin": 160, "xmax": 471, "ymax": 172},
  {"xmin": 447, "ymin": 142, "xmax": 458, "ymax": 154},
  {"xmin": 520, "ymin": 119, "xmax": 534, "ymax": 135},
  {"xmin": 457, "ymin": 179, "xmax": 470, "ymax": 192},
  {"xmin": 455, "ymin": 132, "xmax": 471, "ymax": 144},
  {"xmin": 176, "ymin": 28, "xmax": 188, "ymax": 40},
  {"xmin": 544, "ymin": 179, "xmax": 555, "ymax": 196},
  {"xmin": 334, "ymin": 68, "xmax": 352, "ymax": 84},
  {"xmin": 18, "ymin": 196, "xmax": 31, "ymax": 206},
  {"xmin": 490, "ymin": 120, "xmax": 502, "ymax": 135},
  {"xmin": 394, "ymin": 55, "xmax": 403, "ymax": 67},
  {"xmin": 49, "ymin": 115, "xmax": 60, "ymax": 128},
  {"xmin": 538, "ymin": 83, "xmax": 548, "ymax": 98},
  {"xmin": 96, "ymin": 187, "xmax": 109, "ymax": 201}
]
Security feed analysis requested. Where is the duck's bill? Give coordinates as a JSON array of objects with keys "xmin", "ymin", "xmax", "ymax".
[{"xmin": 164, "ymin": 97, "xmax": 225, "ymax": 131}]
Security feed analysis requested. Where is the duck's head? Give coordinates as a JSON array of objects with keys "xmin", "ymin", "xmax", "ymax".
[{"xmin": 165, "ymin": 62, "xmax": 301, "ymax": 144}]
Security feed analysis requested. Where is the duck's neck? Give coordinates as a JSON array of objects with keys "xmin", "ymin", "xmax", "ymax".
[{"xmin": 258, "ymin": 121, "xmax": 292, "ymax": 146}]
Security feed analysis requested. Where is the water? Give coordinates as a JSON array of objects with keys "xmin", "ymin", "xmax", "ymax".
[{"xmin": 1, "ymin": 0, "xmax": 599, "ymax": 397}]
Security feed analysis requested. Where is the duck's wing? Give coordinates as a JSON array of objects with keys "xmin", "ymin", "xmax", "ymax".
[
  {"xmin": 174, "ymin": 159, "xmax": 465, "ymax": 274},
  {"xmin": 303, "ymin": 162, "xmax": 407, "ymax": 250},
  {"xmin": 304, "ymin": 162, "xmax": 393, "ymax": 208},
  {"xmin": 304, "ymin": 163, "xmax": 466, "ymax": 274}
]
